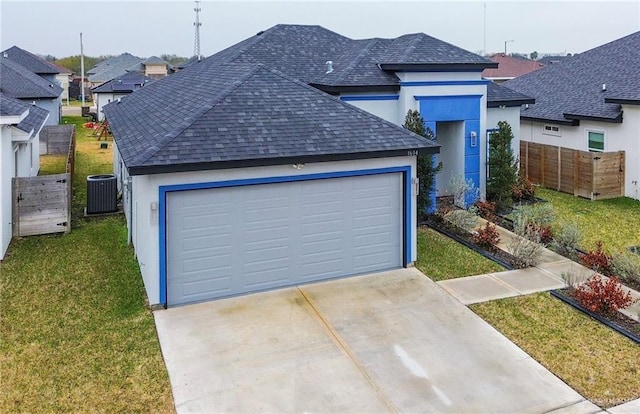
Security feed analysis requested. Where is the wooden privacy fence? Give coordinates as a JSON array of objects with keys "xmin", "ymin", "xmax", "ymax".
[
  {"xmin": 12, "ymin": 127, "xmax": 76, "ymax": 237},
  {"xmin": 520, "ymin": 141, "xmax": 625, "ymax": 200}
]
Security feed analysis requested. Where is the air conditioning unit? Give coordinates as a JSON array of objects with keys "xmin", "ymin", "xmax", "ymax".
[{"xmin": 86, "ymin": 174, "xmax": 117, "ymax": 214}]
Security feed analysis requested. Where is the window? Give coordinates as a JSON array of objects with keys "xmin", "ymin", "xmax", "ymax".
[
  {"xmin": 588, "ymin": 131, "xmax": 605, "ymax": 152},
  {"xmin": 542, "ymin": 124, "xmax": 561, "ymax": 136}
]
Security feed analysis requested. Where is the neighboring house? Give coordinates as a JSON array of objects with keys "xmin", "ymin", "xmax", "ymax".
[
  {"xmin": 1, "ymin": 46, "xmax": 60, "ymax": 84},
  {"xmin": 486, "ymin": 81, "xmax": 535, "ymax": 164},
  {"xmin": 0, "ymin": 56, "xmax": 63, "ymax": 126},
  {"xmin": 91, "ymin": 72, "xmax": 155, "ymax": 121},
  {"xmin": 137, "ymin": 56, "xmax": 172, "ymax": 79},
  {"xmin": 104, "ymin": 23, "xmax": 522, "ymax": 308},
  {"xmin": 482, "ymin": 53, "xmax": 544, "ymax": 83},
  {"xmin": 87, "ymin": 53, "xmax": 145, "ymax": 87},
  {"xmin": 0, "ymin": 93, "xmax": 49, "ymax": 260},
  {"xmin": 505, "ymin": 31, "xmax": 640, "ymax": 201},
  {"xmin": 51, "ymin": 62, "xmax": 73, "ymax": 104}
]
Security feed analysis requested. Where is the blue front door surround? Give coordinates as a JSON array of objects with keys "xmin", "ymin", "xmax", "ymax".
[{"xmin": 416, "ymin": 95, "xmax": 482, "ymax": 211}]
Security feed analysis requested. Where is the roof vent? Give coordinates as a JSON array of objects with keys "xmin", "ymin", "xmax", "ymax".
[
  {"xmin": 325, "ymin": 60, "xmax": 334, "ymax": 74},
  {"xmin": 602, "ymin": 83, "xmax": 606, "ymax": 92},
  {"xmin": 256, "ymin": 30, "xmax": 265, "ymax": 36},
  {"xmin": 117, "ymin": 98, "xmax": 121, "ymax": 103},
  {"xmin": 2, "ymin": 52, "xmax": 7, "ymax": 58}
]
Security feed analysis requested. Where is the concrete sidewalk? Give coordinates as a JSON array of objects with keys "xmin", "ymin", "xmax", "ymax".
[
  {"xmin": 438, "ymin": 217, "xmax": 640, "ymax": 322},
  {"xmin": 435, "ymin": 218, "xmax": 640, "ymax": 414}
]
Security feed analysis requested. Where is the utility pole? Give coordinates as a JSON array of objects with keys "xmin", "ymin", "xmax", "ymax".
[
  {"xmin": 194, "ymin": 1, "xmax": 202, "ymax": 59},
  {"xmin": 504, "ymin": 39, "xmax": 514, "ymax": 55},
  {"xmin": 80, "ymin": 32, "xmax": 85, "ymax": 106},
  {"xmin": 483, "ymin": 2, "xmax": 486, "ymax": 56}
]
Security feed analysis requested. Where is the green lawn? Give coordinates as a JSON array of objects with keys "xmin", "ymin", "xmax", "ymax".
[
  {"xmin": 0, "ymin": 116, "xmax": 174, "ymax": 412},
  {"xmin": 416, "ymin": 227, "xmax": 504, "ymax": 281},
  {"xmin": 471, "ymin": 293, "xmax": 640, "ymax": 408},
  {"xmin": 536, "ymin": 187, "xmax": 640, "ymax": 254}
]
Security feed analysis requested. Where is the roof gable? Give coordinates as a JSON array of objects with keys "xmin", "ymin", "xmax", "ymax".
[
  {"xmin": 1, "ymin": 46, "xmax": 60, "ymax": 75},
  {"xmin": 0, "ymin": 57, "xmax": 63, "ymax": 99},
  {"xmin": 486, "ymin": 82, "xmax": 535, "ymax": 107},
  {"xmin": 87, "ymin": 53, "xmax": 145, "ymax": 83},
  {"xmin": 104, "ymin": 62, "xmax": 438, "ymax": 174},
  {"xmin": 505, "ymin": 31, "xmax": 640, "ymax": 122}
]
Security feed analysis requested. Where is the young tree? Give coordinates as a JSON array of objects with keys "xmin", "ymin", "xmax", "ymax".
[
  {"xmin": 487, "ymin": 120, "xmax": 518, "ymax": 210},
  {"xmin": 403, "ymin": 110, "xmax": 442, "ymax": 220}
]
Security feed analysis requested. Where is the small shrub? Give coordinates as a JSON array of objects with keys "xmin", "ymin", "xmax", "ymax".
[
  {"xmin": 611, "ymin": 251, "xmax": 640, "ymax": 285},
  {"xmin": 574, "ymin": 275, "xmax": 637, "ymax": 315},
  {"xmin": 443, "ymin": 209, "xmax": 478, "ymax": 232},
  {"xmin": 474, "ymin": 200, "xmax": 496, "ymax": 221},
  {"xmin": 511, "ymin": 203, "xmax": 556, "ymax": 236},
  {"xmin": 551, "ymin": 222, "xmax": 583, "ymax": 258},
  {"xmin": 471, "ymin": 223, "xmax": 501, "ymax": 251},
  {"xmin": 581, "ymin": 241, "xmax": 612, "ymax": 274},
  {"xmin": 507, "ymin": 229, "xmax": 543, "ymax": 268},
  {"xmin": 526, "ymin": 223, "xmax": 554, "ymax": 245},
  {"xmin": 450, "ymin": 174, "xmax": 480, "ymax": 209},
  {"xmin": 512, "ymin": 175, "xmax": 535, "ymax": 202}
]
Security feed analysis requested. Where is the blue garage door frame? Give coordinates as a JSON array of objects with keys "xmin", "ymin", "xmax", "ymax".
[{"xmin": 158, "ymin": 166, "xmax": 412, "ymax": 306}]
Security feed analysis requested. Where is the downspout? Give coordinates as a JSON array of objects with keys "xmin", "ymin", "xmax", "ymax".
[{"xmin": 127, "ymin": 176, "xmax": 133, "ymax": 244}]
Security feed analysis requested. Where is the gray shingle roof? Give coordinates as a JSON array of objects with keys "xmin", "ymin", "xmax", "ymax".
[
  {"xmin": 92, "ymin": 71, "xmax": 155, "ymax": 93},
  {"xmin": 377, "ymin": 33, "xmax": 496, "ymax": 69},
  {"xmin": 87, "ymin": 53, "xmax": 144, "ymax": 83},
  {"xmin": 486, "ymin": 82, "xmax": 535, "ymax": 107},
  {"xmin": 0, "ymin": 92, "xmax": 29, "ymax": 116},
  {"xmin": 1, "ymin": 46, "xmax": 60, "ymax": 74},
  {"xmin": 505, "ymin": 31, "xmax": 640, "ymax": 123},
  {"xmin": 16, "ymin": 103, "xmax": 49, "ymax": 133},
  {"xmin": 0, "ymin": 57, "xmax": 63, "ymax": 99},
  {"xmin": 104, "ymin": 62, "xmax": 439, "ymax": 175},
  {"xmin": 0, "ymin": 93, "xmax": 49, "ymax": 133},
  {"xmin": 200, "ymin": 24, "xmax": 494, "ymax": 91}
]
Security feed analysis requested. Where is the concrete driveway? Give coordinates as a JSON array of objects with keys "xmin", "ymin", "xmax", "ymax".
[{"xmin": 154, "ymin": 268, "xmax": 596, "ymax": 413}]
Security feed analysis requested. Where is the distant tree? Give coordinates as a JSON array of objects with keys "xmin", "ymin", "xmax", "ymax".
[
  {"xmin": 160, "ymin": 54, "xmax": 189, "ymax": 65},
  {"xmin": 530, "ymin": 51, "xmax": 538, "ymax": 60},
  {"xmin": 39, "ymin": 54, "xmax": 57, "ymax": 62},
  {"xmin": 53, "ymin": 55, "xmax": 103, "ymax": 74},
  {"xmin": 487, "ymin": 121, "xmax": 518, "ymax": 210},
  {"xmin": 403, "ymin": 110, "xmax": 442, "ymax": 219}
]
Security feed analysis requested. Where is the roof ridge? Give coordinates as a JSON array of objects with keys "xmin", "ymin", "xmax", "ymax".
[
  {"xmin": 330, "ymin": 38, "xmax": 381, "ymax": 84},
  {"xmin": 0, "ymin": 58, "xmax": 61, "ymax": 97},
  {"xmin": 133, "ymin": 64, "xmax": 264, "ymax": 166},
  {"xmin": 263, "ymin": 65, "xmax": 429, "ymax": 144}
]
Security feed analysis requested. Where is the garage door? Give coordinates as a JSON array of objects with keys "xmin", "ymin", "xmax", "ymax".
[{"xmin": 166, "ymin": 173, "xmax": 403, "ymax": 305}]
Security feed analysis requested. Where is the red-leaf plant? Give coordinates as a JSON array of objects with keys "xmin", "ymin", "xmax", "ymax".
[
  {"xmin": 574, "ymin": 275, "xmax": 637, "ymax": 315},
  {"xmin": 471, "ymin": 222, "xmax": 501, "ymax": 252},
  {"xmin": 581, "ymin": 241, "xmax": 612, "ymax": 274}
]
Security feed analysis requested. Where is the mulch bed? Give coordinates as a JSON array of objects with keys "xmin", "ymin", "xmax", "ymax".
[{"xmin": 551, "ymin": 289, "xmax": 640, "ymax": 344}]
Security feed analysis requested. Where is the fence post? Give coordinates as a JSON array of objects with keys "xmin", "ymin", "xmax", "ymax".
[
  {"xmin": 557, "ymin": 146, "xmax": 561, "ymax": 191},
  {"xmin": 12, "ymin": 178, "xmax": 19, "ymax": 237},
  {"xmin": 573, "ymin": 150, "xmax": 579, "ymax": 197},
  {"xmin": 619, "ymin": 151, "xmax": 625, "ymax": 197}
]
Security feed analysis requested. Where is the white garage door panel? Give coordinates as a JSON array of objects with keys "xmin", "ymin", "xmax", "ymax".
[{"xmin": 167, "ymin": 173, "xmax": 403, "ymax": 305}]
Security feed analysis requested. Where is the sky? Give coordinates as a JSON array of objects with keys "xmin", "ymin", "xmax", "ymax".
[{"xmin": 1, "ymin": 0, "xmax": 639, "ymax": 59}]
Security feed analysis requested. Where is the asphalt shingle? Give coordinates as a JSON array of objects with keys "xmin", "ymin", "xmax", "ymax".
[
  {"xmin": 1, "ymin": 46, "xmax": 60, "ymax": 75},
  {"xmin": 87, "ymin": 53, "xmax": 145, "ymax": 83},
  {"xmin": 105, "ymin": 63, "xmax": 438, "ymax": 174},
  {"xmin": 486, "ymin": 82, "xmax": 535, "ymax": 107},
  {"xmin": 92, "ymin": 71, "xmax": 155, "ymax": 93},
  {"xmin": 505, "ymin": 31, "xmax": 640, "ymax": 123},
  {"xmin": 0, "ymin": 93, "xmax": 49, "ymax": 133},
  {"xmin": 0, "ymin": 57, "xmax": 63, "ymax": 99}
]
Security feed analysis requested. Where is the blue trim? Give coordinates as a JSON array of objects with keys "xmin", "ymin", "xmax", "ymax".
[
  {"xmin": 401, "ymin": 80, "xmax": 489, "ymax": 87},
  {"xmin": 414, "ymin": 94, "xmax": 483, "ymax": 100},
  {"xmin": 340, "ymin": 95, "xmax": 399, "ymax": 102},
  {"xmin": 158, "ymin": 166, "xmax": 413, "ymax": 306}
]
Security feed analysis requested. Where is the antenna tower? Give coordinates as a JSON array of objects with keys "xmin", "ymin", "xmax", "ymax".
[{"xmin": 193, "ymin": 1, "xmax": 202, "ymax": 58}]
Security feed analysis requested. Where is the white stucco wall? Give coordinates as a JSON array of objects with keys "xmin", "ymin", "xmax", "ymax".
[
  {"xmin": 487, "ymin": 105, "xmax": 522, "ymax": 164},
  {"xmin": 0, "ymin": 125, "xmax": 14, "ymax": 259},
  {"xmin": 21, "ymin": 98, "xmax": 60, "ymax": 126},
  {"xmin": 122, "ymin": 156, "xmax": 419, "ymax": 305},
  {"xmin": 520, "ymin": 104, "xmax": 640, "ymax": 200}
]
